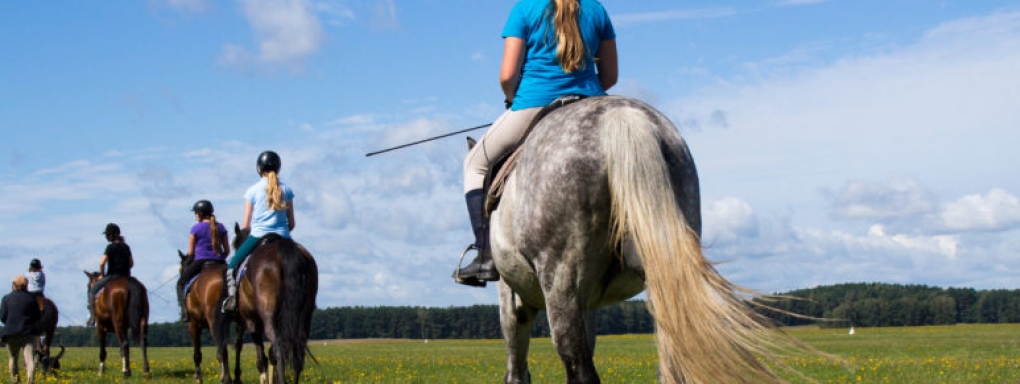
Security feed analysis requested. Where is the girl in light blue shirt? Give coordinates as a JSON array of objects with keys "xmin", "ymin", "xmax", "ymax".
[{"xmin": 222, "ymin": 150, "xmax": 295, "ymax": 312}]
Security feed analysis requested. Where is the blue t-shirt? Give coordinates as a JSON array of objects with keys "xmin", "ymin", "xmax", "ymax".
[
  {"xmin": 244, "ymin": 178, "xmax": 295, "ymax": 238},
  {"xmin": 190, "ymin": 221, "xmax": 228, "ymax": 261},
  {"xmin": 502, "ymin": 0, "xmax": 616, "ymax": 110}
]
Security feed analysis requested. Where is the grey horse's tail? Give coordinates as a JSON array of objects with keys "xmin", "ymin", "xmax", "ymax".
[{"xmin": 601, "ymin": 102, "xmax": 789, "ymax": 383}]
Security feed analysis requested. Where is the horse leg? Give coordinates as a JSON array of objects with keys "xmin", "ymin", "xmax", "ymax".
[
  {"xmin": 498, "ymin": 282, "xmax": 538, "ymax": 384},
  {"xmin": 97, "ymin": 329, "xmax": 107, "ymax": 375},
  {"xmin": 116, "ymin": 327, "xmax": 131, "ymax": 377},
  {"xmin": 251, "ymin": 331, "xmax": 269, "ymax": 384},
  {"xmin": 140, "ymin": 320, "xmax": 150, "ymax": 377},
  {"xmin": 190, "ymin": 322, "xmax": 203, "ymax": 382},
  {"xmin": 233, "ymin": 324, "xmax": 244, "ymax": 384},
  {"xmin": 544, "ymin": 289, "xmax": 599, "ymax": 384},
  {"xmin": 214, "ymin": 321, "xmax": 231, "ymax": 384}
]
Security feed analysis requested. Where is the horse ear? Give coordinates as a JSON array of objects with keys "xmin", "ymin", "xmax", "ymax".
[
  {"xmin": 466, "ymin": 136, "xmax": 476, "ymax": 150},
  {"xmin": 178, "ymin": 250, "xmax": 186, "ymax": 260},
  {"xmin": 235, "ymin": 222, "xmax": 241, "ymax": 233}
]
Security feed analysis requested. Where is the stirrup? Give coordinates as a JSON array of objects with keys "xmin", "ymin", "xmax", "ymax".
[{"xmin": 453, "ymin": 244, "xmax": 488, "ymax": 287}]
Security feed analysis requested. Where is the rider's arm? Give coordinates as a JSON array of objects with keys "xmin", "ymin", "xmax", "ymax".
[
  {"xmin": 286, "ymin": 202, "xmax": 295, "ymax": 232},
  {"xmin": 187, "ymin": 234, "xmax": 197, "ymax": 257},
  {"xmin": 500, "ymin": 37, "xmax": 526, "ymax": 104},
  {"xmin": 219, "ymin": 231, "xmax": 231, "ymax": 257},
  {"xmin": 596, "ymin": 39, "xmax": 618, "ymax": 91},
  {"xmin": 98, "ymin": 254, "xmax": 108, "ymax": 276},
  {"xmin": 241, "ymin": 201, "xmax": 254, "ymax": 231}
]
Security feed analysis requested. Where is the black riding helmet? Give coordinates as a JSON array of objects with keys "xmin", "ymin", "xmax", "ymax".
[
  {"xmin": 103, "ymin": 223, "xmax": 120, "ymax": 237},
  {"xmin": 29, "ymin": 258, "xmax": 42, "ymax": 269},
  {"xmin": 191, "ymin": 200, "xmax": 214, "ymax": 216},
  {"xmin": 256, "ymin": 150, "xmax": 281, "ymax": 175}
]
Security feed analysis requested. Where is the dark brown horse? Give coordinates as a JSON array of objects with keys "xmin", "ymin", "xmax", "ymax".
[
  {"xmin": 34, "ymin": 298, "xmax": 63, "ymax": 374},
  {"xmin": 178, "ymin": 251, "xmax": 244, "ymax": 384},
  {"xmin": 217, "ymin": 224, "xmax": 318, "ymax": 384},
  {"xmin": 84, "ymin": 271, "xmax": 150, "ymax": 378}
]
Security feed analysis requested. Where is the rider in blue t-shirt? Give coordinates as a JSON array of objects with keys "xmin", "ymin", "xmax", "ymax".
[
  {"xmin": 222, "ymin": 151, "xmax": 295, "ymax": 312},
  {"xmin": 455, "ymin": 0, "xmax": 618, "ymax": 287}
]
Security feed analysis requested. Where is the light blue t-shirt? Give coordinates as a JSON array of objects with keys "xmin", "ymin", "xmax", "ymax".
[
  {"xmin": 244, "ymin": 178, "xmax": 295, "ymax": 238},
  {"xmin": 502, "ymin": 0, "xmax": 616, "ymax": 110}
]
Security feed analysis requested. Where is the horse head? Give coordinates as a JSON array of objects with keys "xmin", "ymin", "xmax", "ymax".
[
  {"xmin": 178, "ymin": 250, "xmax": 193, "ymax": 272},
  {"xmin": 232, "ymin": 222, "xmax": 250, "ymax": 250},
  {"xmin": 83, "ymin": 270, "xmax": 101, "ymax": 289}
]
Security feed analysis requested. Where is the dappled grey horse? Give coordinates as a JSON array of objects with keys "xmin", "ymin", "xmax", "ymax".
[{"xmin": 490, "ymin": 96, "xmax": 792, "ymax": 384}]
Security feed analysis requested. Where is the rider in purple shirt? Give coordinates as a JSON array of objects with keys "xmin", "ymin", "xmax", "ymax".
[{"xmin": 176, "ymin": 200, "xmax": 229, "ymax": 322}]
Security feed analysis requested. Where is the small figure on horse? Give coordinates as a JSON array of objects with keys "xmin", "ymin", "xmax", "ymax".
[
  {"xmin": 222, "ymin": 150, "xmax": 296, "ymax": 313},
  {"xmin": 177, "ymin": 199, "xmax": 229, "ymax": 322},
  {"xmin": 87, "ymin": 223, "xmax": 134, "ymax": 327}
]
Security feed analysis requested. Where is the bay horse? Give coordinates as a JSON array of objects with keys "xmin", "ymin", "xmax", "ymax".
[
  {"xmin": 488, "ymin": 96, "xmax": 799, "ymax": 383},
  {"xmin": 178, "ymin": 251, "xmax": 243, "ymax": 383},
  {"xmin": 216, "ymin": 224, "xmax": 318, "ymax": 384},
  {"xmin": 84, "ymin": 271, "xmax": 150, "ymax": 378},
  {"xmin": 34, "ymin": 298, "xmax": 64, "ymax": 374}
]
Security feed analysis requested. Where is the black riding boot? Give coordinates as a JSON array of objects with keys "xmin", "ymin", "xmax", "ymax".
[
  {"xmin": 453, "ymin": 189, "xmax": 499, "ymax": 287},
  {"xmin": 176, "ymin": 279, "xmax": 188, "ymax": 322}
]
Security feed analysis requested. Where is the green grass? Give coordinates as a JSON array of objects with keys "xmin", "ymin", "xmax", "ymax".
[{"xmin": 21, "ymin": 324, "xmax": 1020, "ymax": 383}]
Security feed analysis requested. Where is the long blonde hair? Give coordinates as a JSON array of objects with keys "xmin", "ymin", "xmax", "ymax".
[
  {"xmin": 265, "ymin": 171, "xmax": 287, "ymax": 211},
  {"xmin": 552, "ymin": 0, "xmax": 584, "ymax": 73}
]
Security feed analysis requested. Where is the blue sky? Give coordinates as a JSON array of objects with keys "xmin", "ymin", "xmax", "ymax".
[{"xmin": 2, "ymin": 0, "xmax": 1019, "ymax": 325}]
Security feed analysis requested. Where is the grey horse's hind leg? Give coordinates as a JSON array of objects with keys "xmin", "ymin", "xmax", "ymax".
[
  {"xmin": 499, "ymin": 282, "xmax": 537, "ymax": 384},
  {"xmin": 545, "ymin": 291, "xmax": 599, "ymax": 383}
]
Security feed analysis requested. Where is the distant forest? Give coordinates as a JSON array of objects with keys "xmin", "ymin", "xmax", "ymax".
[{"xmin": 20, "ymin": 282, "xmax": 1020, "ymax": 347}]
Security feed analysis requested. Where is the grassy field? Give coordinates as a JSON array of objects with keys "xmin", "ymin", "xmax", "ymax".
[{"xmin": 20, "ymin": 323, "xmax": 1020, "ymax": 383}]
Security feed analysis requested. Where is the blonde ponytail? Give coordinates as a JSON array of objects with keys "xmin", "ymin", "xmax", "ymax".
[
  {"xmin": 265, "ymin": 171, "xmax": 287, "ymax": 211},
  {"xmin": 553, "ymin": 0, "xmax": 584, "ymax": 73}
]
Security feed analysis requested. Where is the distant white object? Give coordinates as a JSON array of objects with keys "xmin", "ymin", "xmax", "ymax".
[
  {"xmin": 849, "ymin": 326, "xmax": 856, "ymax": 335},
  {"xmin": 424, "ymin": 339, "xmax": 429, "ymax": 344}
]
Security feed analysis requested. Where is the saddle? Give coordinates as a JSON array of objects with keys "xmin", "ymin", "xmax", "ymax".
[
  {"xmin": 183, "ymin": 261, "xmax": 225, "ymax": 295},
  {"xmin": 482, "ymin": 95, "xmax": 589, "ymax": 217}
]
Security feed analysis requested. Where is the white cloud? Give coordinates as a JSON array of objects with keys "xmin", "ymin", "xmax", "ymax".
[
  {"xmin": 940, "ymin": 189, "xmax": 1020, "ymax": 232},
  {"xmin": 704, "ymin": 197, "xmax": 760, "ymax": 244},
  {"xmin": 221, "ymin": 0, "xmax": 325, "ymax": 70},
  {"xmin": 827, "ymin": 178, "xmax": 936, "ymax": 221}
]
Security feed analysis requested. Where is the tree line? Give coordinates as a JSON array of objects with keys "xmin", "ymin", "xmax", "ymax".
[
  {"xmin": 15, "ymin": 282, "xmax": 1020, "ymax": 347},
  {"xmin": 756, "ymin": 282, "xmax": 1020, "ymax": 327}
]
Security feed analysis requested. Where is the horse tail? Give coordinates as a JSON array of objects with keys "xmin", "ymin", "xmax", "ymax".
[
  {"xmin": 275, "ymin": 239, "xmax": 317, "ymax": 377},
  {"xmin": 601, "ymin": 101, "xmax": 787, "ymax": 384},
  {"xmin": 127, "ymin": 278, "xmax": 149, "ymax": 343}
]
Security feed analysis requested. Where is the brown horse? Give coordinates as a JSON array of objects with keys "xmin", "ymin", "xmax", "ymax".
[
  {"xmin": 178, "ymin": 251, "xmax": 244, "ymax": 384},
  {"xmin": 34, "ymin": 298, "xmax": 63, "ymax": 375},
  {"xmin": 84, "ymin": 271, "xmax": 150, "ymax": 378},
  {"xmin": 217, "ymin": 224, "xmax": 318, "ymax": 384}
]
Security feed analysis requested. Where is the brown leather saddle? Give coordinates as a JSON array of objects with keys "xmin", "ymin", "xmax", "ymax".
[{"xmin": 479, "ymin": 95, "xmax": 589, "ymax": 217}]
